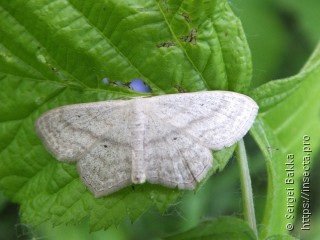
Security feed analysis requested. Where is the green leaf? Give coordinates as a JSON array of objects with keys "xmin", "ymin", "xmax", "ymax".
[
  {"xmin": 164, "ymin": 216, "xmax": 257, "ymax": 240},
  {"xmin": 0, "ymin": 0, "xmax": 252, "ymax": 230},
  {"xmin": 249, "ymin": 42, "xmax": 320, "ymax": 238}
]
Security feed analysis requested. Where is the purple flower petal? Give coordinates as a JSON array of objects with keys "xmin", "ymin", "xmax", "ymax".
[{"xmin": 129, "ymin": 79, "xmax": 151, "ymax": 93}]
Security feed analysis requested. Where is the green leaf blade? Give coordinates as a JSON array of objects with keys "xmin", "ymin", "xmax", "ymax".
[
  {"xmin": 250, "ymin": 43, "xmax": 320, "ymax": 238},
  {"xmin": 0, "ymin": 0, "xmax": 253, "ymax": 230},
  {"xmin": 165, "ymin": 216, "xmax": 257, "ymax": 240}
]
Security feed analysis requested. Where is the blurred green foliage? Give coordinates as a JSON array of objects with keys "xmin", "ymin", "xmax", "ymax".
[{"xmin": 234, "ymin": 0, "xmax": 320, "ymax": 86}]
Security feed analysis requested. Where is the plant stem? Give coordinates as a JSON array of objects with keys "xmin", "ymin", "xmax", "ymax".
[{"xmin": 236, "ymin": 139, "xmax": 258, "ymax": 238}]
